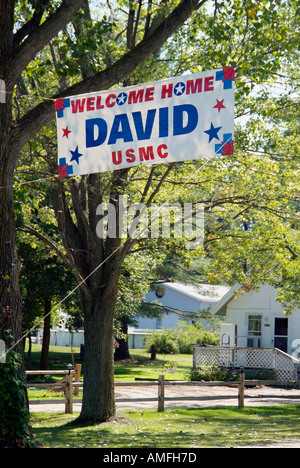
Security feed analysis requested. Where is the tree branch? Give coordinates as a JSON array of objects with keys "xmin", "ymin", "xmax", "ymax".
[
  {"xmin": 145, "ymin": 163, "xmax": 176, "ymax": 206},
  {"xmin": 7, "ymin": 0, "xmax": 85, "ymax": 86},
  {"xmin": 11, "ymin": 0, "xmax": 209, "ymax": 155},
  {"xmin": 13, "ymin": 0, "xmax": 51, "ymax": 49},
  {"xmin": 18, "ymin": 224, "xmax": 73, "ymax": 270}
]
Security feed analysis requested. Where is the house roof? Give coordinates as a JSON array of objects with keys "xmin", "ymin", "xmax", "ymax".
[
  {"xmin": 209, "ymin": 283, "xmax": 241, "ymax": 316},
  {"xmin": 162, "ymin": 282, "xmax": 231, "ymax": 303}
]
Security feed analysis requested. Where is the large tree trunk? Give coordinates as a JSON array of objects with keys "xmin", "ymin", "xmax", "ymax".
[
  {"xmin": 0, "ymin": 0, "xmax": 23, "ymax": 347},
  {"xmin": 78, "ymin": 287, "xmax": 119, "ymax": 423},
  {"xmin": 0, "ymin": 164, "xmax": 23, "ymax": 346}
]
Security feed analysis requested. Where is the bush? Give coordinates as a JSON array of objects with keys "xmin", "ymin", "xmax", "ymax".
[
  {"xmin": 146, "ymin": 322, "xmax": 218, "ymax": 355},
  {"xmin": 189, "ymin": 366, "xmax": 277, "ymax": 382},
  {"xmin": 189, "ymin": 366, "xmax": 237, "ymax": 382},
  {"xmin": 145, "ymin": 329, "xmax": 179, "ymax": 354},
  {"xmin": 0, "ymin": 335, "xmax": 35, "ymax": 448}
]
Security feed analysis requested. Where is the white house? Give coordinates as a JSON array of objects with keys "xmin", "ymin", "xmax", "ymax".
[
  {"xmin": 210, "ymin": 283, "xmax": 300, "ymax": 357},
  {"xmin": 135, "ymin": 282, "xmax": 230, "ymax": 330},
  {"xmin": 127, "ymin": 282, "xmax": 230, "ymax": 349},
  {"xmin": 49, "ymin": 282, "xmax": 231, "ymax": 349}
]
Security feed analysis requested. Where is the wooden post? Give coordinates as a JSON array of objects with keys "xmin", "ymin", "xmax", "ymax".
[
  {"xmin": 158, "ymin": 374, "xmax": 165, "ymax": 412},
  {"xmin": 65, "ymin": 371, "xmax": 73, "ymax": 414},
  {"xmin": 238, "ymin": 367, "xmax": 245, "ymax": 409},
  {"xmin": 74, "ymin": 364, "xmax": 82, "ymax": 396}
]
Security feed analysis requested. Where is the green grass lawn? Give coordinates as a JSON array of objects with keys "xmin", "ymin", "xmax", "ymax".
[
  {"xmin": 114, "ymin": 350, "xmax": 192, "ymax": 381},
  {"xmin": 31, "ymin": 405, "xmax": 300, "ymax": 448}
]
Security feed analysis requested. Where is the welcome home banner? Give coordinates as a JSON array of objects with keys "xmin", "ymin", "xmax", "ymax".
[{"xmin": 55, "ymin": 68, "xmax": 235, "ymax": 177}]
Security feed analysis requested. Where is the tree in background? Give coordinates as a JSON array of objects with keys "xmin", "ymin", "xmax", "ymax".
[{"xmin": 18, "ymin": 241, "xmax": 79, "ymax": 369}]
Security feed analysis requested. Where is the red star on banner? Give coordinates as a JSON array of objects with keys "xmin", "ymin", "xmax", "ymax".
[
  {"xmin": 213, "ymin": 99, "xmax": 226, "ymax": 113},
  {"xmin": 62, "ymin": 126, "xmax": 72, "ymax": 138}
]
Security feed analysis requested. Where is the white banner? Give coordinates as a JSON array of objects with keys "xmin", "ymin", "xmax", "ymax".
[{"xmin": 55, "ymin": 68, "xmax": 235, "ymax": 177}]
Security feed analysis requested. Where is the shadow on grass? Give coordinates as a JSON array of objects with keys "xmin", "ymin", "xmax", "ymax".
[{"xmin": 31, "ymin": 405, "xmax": 300, "ymax": 448}]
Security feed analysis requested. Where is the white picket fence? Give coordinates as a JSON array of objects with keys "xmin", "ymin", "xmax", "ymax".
[{"xmin": 192, "ymin": 345, "xmax": 299, "ymax": 381}]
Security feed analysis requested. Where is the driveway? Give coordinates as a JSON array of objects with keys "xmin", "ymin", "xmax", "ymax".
[{"xmin": 29, "ymin": 383, "xmax": 300, "ymax": 412}]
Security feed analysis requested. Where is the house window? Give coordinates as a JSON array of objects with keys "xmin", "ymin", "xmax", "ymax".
[
  {"xmin": 247, "ymin": 315, "xmax": 262, "ymax": 348},
  {"xmin": 274, "ymin": 318, "xmax": 288, "ymax": 353}
]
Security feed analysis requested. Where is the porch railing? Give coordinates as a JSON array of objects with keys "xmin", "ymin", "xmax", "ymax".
[{"xmin": 192, "ymin": 345, "xmax": 299, "ymax": 381}]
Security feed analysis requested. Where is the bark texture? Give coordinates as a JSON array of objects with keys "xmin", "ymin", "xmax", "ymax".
[{"xmin": 0, "ymin": 0, "xmax": 22, "ymax": 344}]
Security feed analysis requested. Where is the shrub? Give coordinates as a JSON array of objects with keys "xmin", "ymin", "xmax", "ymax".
[
  {"xmin": 189, "ymin": 366, "xmax": 277, "ymax": 382},
  {"xmin": 146, "ymin": 322, "xmax": 218, "ymax": 355},
  {"xmin": 145, "ymin": 329, "xmax": 179, "ymax": 354},
  {"xmin": 0, "ymin": 334, "xmax": 35, "ymax": 448},
  {"xmin": 189, "ymin": 366, "xmax": 237, "ymax": 382}
]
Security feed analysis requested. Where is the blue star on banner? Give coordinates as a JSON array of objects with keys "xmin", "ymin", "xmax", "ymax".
[
  {"xmin": 117, "ymin": 92, "xmax": 128, "ymax": 105},
  {"xmin": 204, "ymin": 123, "xmax": 222, "ymax": 143},
  {"xmin": 174, "ymin": 82, "xmax": 186, "ymax": 96},
  {"xmin": 70, "ymin": 146, "xmax": 83, "ymax": 164}
]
